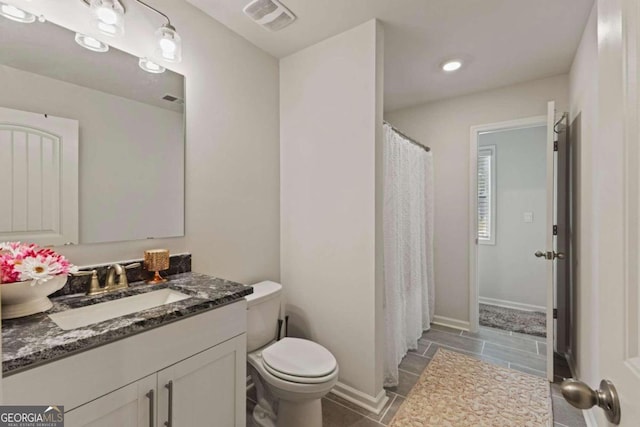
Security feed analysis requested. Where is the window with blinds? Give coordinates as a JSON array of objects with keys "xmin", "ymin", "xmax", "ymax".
[{"xmin": 478, "ymin": 145, "xmax": 496, "ymax": 244}]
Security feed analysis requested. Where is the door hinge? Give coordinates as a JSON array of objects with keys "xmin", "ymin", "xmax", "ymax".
[
  {"xmin": 554, "ymin": 140, "xmax": 558, "ymax": 151},
  {"xmin": 553, "ymin": 225, "xmax": 558, "ymax": 235},
  {"xmin": 553, "ymin": 308, "xmax": 558, "ymax": 319}
]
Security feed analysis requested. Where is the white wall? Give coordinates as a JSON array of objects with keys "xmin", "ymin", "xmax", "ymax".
[
  {"xmin": 280, "ymin": 20, "xmax": 385, "ymax": 404},
  {"xmin": 385, "ymin": 75, "xmax": 569, "ymax": 325},
  {"xmin": 478, "ymin": 126, "xmax": 547, "ymax": 310},
  {"xmin": 568, "ymin": 3, "xmax": 597, "ymax": 386},
  {"xmin": 0, "ymin": 64, "xmax": 184, "ymax": 244},
  {"xmin": 17, "ymin": 0, "xmax": 280, "ymax": 284}
]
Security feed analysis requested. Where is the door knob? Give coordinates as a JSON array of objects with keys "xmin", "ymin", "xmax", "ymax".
[
  {"xmin": 554, "ymin": 251, "xmax": 566, "ymax": 260},
  {"xmin": 534, "ymin": 250, "xmax": 548, "ymax": 259},
  {"xmin": 560, "ymin": 379, "xmax": 621, "ymax": 424}
]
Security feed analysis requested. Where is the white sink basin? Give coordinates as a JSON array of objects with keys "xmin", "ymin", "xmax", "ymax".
[{"xmin": 48, "ymin": 289, "xmax": 190, "ymax": 330}]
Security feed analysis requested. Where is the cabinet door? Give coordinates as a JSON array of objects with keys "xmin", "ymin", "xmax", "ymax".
[
  {"xmin": 64, "ymin": 374, "xmax": 156, "ymax": 427},
  {"xmin": 158, "ymin": 334, "xmax": 246, "ymax": 427}
]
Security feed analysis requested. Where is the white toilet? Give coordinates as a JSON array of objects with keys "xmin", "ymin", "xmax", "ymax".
[{"xmin": 246, "ymin": 281, "xmax": 339, "ymax": 427}]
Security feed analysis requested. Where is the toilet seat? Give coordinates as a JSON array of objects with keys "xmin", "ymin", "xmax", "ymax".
[{"xmin": 261, "ymin": 338, "xmax": 337, "ymax": 384}]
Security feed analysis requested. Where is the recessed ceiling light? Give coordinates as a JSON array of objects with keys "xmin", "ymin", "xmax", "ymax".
[
  {"xmin": 74, "ymin": 33, "xmax": 109, "ymax": 53},
  {"xmin": 442, "ymin": 60, "xmax": 463, "ymax": 72},
  {"xmin": 0, "ymin": 2, "xmax": 36, "ymax": 23},
  {"xmin": 139, "ymin": 57, "xmax": 165, "ymax": 74}
]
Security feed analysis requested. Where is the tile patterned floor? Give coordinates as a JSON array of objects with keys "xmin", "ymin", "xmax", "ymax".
[{"xmin": 247, "ymin": 324, "xmax": 587, "ymax": 427}]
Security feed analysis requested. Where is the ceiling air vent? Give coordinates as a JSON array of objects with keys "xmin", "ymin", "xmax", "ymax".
[{"xmin": 243, "ymin": 0, "xmax": 296, "ymax": 32}]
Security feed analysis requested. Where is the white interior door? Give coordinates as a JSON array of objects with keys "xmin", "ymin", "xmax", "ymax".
[
  {"xmin": 545, "ymin": 101, "xmax": 556, "ymax": 382},
  {"xmin": 0, "ymin": 107, "xmax": 78, "ymax": 246},
  {"xmin": 591, "ymin": 0, "xmax": 640, "ymax": 423}
]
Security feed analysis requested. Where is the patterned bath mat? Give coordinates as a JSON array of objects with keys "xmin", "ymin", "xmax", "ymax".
[
  {"xmin": 479, "ymin": 303, "xmax": 546, "ymax": 337},
  {"xmin": 389, "ymin": 349, "xmax": 551, "ymax": 427}
]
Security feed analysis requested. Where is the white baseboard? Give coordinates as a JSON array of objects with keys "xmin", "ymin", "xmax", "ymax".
[
  {"xmin": 250, "ymin": 375, "xmax": 388, "ymax": 416},
  {"xmin": 479, "ymin": 297, "xmax": 545, "ymax": 313},
  {"xmin": 331, "ymin": 382, "xmax": 389, "ymax": 415},
  {"xmin": 432, "ymin": 315, "xmax": 470, "ymax": 331}
]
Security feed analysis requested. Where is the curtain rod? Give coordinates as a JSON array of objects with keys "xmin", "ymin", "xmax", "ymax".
[{"xmin": 383, "ymin": 122, "xmax": 430, "ymax": 152}]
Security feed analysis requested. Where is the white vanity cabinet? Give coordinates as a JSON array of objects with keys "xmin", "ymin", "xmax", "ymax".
[
  {"xmin": 65, "ymin": 335, "xmax": 245, "ymax": 427},
  {"xmin": 3, "ymin": 300, "xmax": 247, "ymax": 427},
  {"xmin": 64, "ymin": 374, "xmax": 156, "ymax": 427}
]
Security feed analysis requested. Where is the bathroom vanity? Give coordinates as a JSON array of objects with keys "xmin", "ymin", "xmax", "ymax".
[{"xmin": 2, "ymin": 273, "xmax": 251, "ymax": 427}]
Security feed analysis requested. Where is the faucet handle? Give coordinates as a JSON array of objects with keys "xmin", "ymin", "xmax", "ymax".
[
  {"xmin": 115, "ymin": 263, "xmax": 141, "ymax": 289},
  {"xmin": 72, "ymin": 269, "xmax": 103, "ymax": 296}
]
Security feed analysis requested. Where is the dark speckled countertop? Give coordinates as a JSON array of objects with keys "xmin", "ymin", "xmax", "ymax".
[{"xmin": 2, "ymin": 272, "xmax": 252, "ymax": 376}]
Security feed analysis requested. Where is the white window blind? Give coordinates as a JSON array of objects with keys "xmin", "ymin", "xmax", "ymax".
[{"xmin": 478, "ymin": 145, "xmax": 496, "ymax": 244}]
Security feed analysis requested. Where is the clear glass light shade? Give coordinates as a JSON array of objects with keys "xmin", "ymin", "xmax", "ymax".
[
  {"xmin": 155, "ymin": 24, "xmax": 182, "ymax": 63},
  {"xmin": 139, "ymin": 57, "xmax": 165, "ymax": 74},
  {"xmin": 0, "ymin": 2, "xmax": 36, "ymax": 23},
  {"xmin": 89, "ymin": 0, "xmax": 124, "ymax": 37},
  {"xmin": 75, "ymin": 33, "xmax": 109, "ymax": 53}
]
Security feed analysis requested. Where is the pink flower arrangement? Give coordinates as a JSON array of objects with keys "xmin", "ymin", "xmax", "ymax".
[{"xmin": 0, "ymin": 242, "xmax": 77, "ymax": 285}]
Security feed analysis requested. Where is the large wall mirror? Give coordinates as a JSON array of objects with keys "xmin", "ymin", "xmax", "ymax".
[{"xmin": 0, "ymin": 15, "xmax": 185, "ymax": 245}]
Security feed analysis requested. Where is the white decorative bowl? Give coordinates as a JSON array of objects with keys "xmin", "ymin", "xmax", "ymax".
[{"xmin": 1, "ymin": 275, "xmax": 68, "ymax": 319}]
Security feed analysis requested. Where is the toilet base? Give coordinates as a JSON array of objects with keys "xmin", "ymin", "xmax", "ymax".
[{"xmin": 277, "ymin": 398, "xmax": 322, "ymax": 427}]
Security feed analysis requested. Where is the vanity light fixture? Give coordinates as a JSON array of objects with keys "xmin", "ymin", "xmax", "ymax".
[
  {"xmin": 0, "ymin": 2, "xmax": 36, "ymax": 23},
  {"xmin": 442, "ymin": 60, "xmax": 463, "ymax": 72},
  {"xmin": 75, "ymin": 33, "xmax": 109, "ymax": 53},
  {"xmin": 139, "ymin": 57, "xmax": 165, "ymax": 74},
  {"xmin": 88, "ymin": 0, "xmax": 125, "ymax": 37},
  {"xmin": 81, "ymin": 0, "xmax": 183, "ymax": 64},
  {"xmin": 135, "ymin": 0, "xmax": 182, "ymax": 63}
]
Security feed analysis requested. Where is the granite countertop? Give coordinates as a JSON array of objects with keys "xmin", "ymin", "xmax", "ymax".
[{"xmin": 2, "ymin": 272, "xmax": 253, "ymax": 376}]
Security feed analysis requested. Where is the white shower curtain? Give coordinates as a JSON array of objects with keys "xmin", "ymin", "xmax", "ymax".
[{"xmin": 383, "ymin": 123, "xmax": 434, "ymax": 387}]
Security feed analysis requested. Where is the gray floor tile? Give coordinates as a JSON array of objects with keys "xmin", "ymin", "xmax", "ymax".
[
  {"xmin": 424, "ymin": 342, "xmax": 509, "ymax": 368},
  {"xmin": 510, "ymin": 362, "xmax": 547, "ymax": 378},
  {"xmin": 483, "ymin": 342, "xmax": 547, "ymax": 371},
  {"xmin": 552, "ymin": 395, "xmax": 587, "ymax": 427},
  {"xmin": 398, "ymin": 352, "xmax": 430, "ymax": 375},
  {"xmin": 322, "ymin": 398, "xmax": 383, "ymax": 427},
  {"xmin": 384, "ymin": 369, "xmax": 419, "ymax": 397},
  {"xmin": 550, "ymin": 382, "xmax": 562, "ymax": 395},
  {"xmin": 380, "ymin": 394, "xmax": 405, "ymax": 425},
  {"xmin": 408, "ymin": 339, "xmax": 430, "ymax": 355},
  {"xmin": 463, "ymin": 328, "xmax": 538, "ymax": 354},
  {"xmin": 477, "ymin": 325, "xmax": 513, "ymax": 336},
  {"xmin": 422, "ymin": 329, "xmax": 484, "ymax": 353},
  {"xmin": 538, "ymin": 341, "xmax": 547, "ymax": 355},
  {"xmin": 513, "ymin": 330, "xmax": 547, "ymax": 342}
]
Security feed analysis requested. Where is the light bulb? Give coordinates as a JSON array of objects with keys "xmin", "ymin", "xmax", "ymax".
[
  {"xmin": 155, "ymin": 24, "xmax": 182, "ymax": 63},
  {"xmin": 89, "ymin": 0, "xmax": 124, "ymax": 37},
  {"xmin": 139, "ymin": 58, "xmax": 165, "ymax": 74},
  {"xmin": 95, "ymin": 6, "xmax": 117, "ymax": 24},
  {"xmin": 0, "ymin": 2, "xmax": 36, "ymax": 23},
  {"xmin": 75, "ymin": 33, "xmax": 109, "ymax": 53},
  {"xmin": 442, "ymin": 60, "xmax": 463, "ymax": 72},
  {"xmin": 97, "ymin": 21, "xmax": 117, "ymax": 35}
]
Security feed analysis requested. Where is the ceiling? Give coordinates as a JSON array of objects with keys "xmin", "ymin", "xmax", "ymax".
[
  {"xmin": 186, "ymin": 0, "xmax": 594, "ymax": 111},
  {"xmin": 0, "ymin": 16, "xmax": 184, "ymax": 112}
]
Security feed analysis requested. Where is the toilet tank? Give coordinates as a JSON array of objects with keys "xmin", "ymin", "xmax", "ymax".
[{"xmin": 245, "ymin": 281, "xmax": 282, "ymax": 352}]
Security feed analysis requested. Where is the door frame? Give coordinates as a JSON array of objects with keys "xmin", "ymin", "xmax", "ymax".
[{"xmin": 468, "ymin": 115, "xmax": 547, "ymax": 334}]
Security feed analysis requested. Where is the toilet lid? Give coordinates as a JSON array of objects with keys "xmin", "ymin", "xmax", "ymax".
[{"xmin": 262, "ymin": 338, "xmax": 337, "ymax": 378}]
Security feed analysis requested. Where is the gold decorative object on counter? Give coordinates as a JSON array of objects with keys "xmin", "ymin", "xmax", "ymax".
[{"xmin": 144, "ymin": 249, "xmax": 170, "ymax": 284}]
